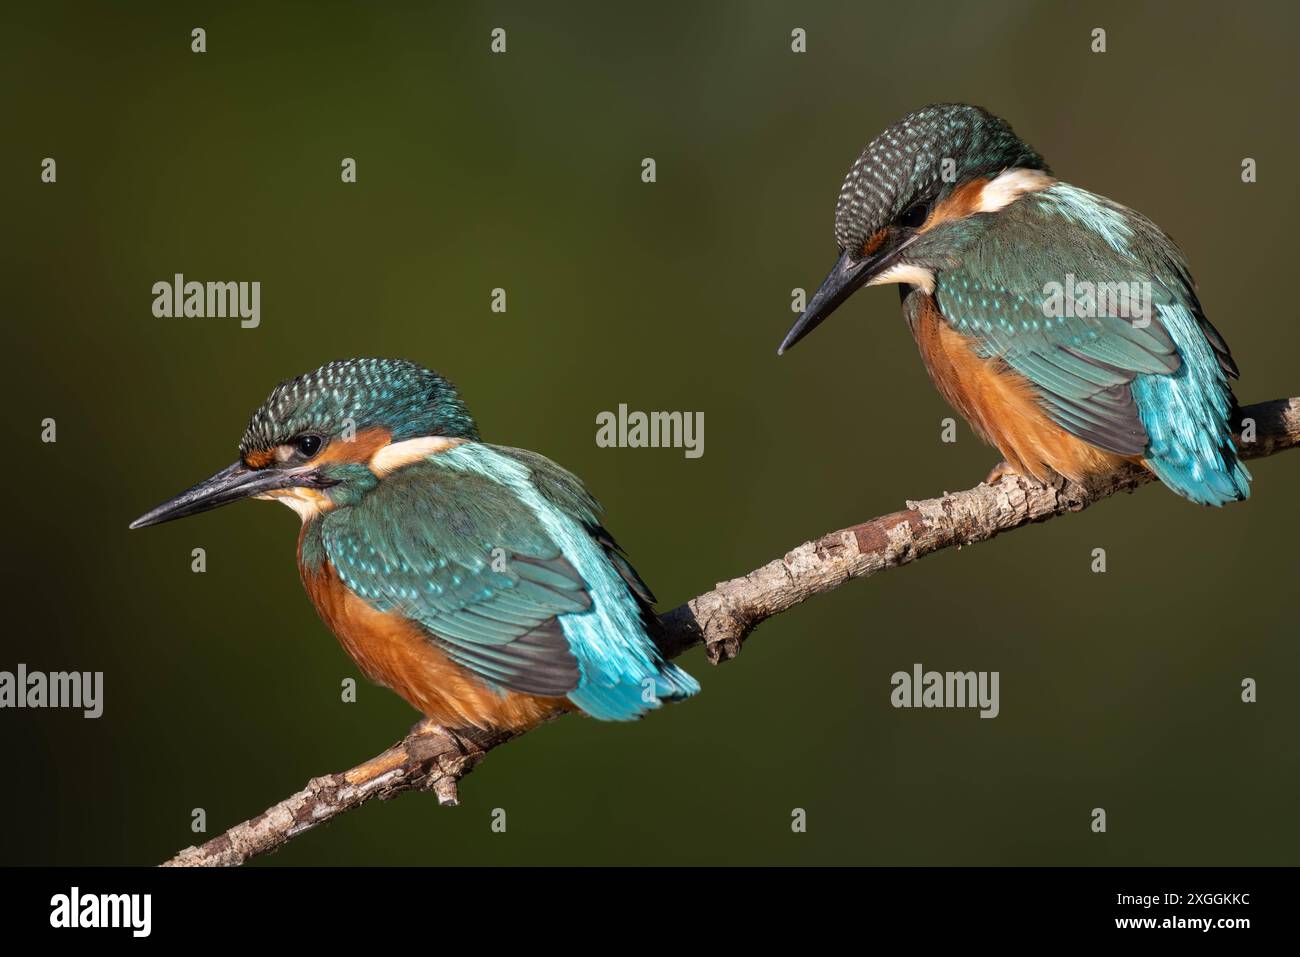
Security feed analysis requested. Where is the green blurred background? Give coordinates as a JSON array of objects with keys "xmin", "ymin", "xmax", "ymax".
[{"xmin": 3, "ymin": 1, "xmax": 1297, "ymax": 865}]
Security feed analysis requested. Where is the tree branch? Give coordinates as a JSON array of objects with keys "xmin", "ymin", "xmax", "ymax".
[{"xmin": 163, "ymin": 396, "xmax": 1300, "ymax": 867}]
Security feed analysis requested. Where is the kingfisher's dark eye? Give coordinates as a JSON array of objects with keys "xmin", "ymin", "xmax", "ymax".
[
  {"xmin": 294, "ymin": 434, "xmax": 323, "ymax": 457},
  {"xmin": 899, "ymin": 201, "xmax": 930, "ymax": 229}
]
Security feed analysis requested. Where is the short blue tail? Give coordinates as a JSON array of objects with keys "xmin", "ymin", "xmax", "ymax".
[
  {"xmin": 1133, "ymin": 304, "xmax": 1251, "ymax": 506},
  {"xmin": 568, "ymin": 659, "xmax": 700, "ymax": 721}
]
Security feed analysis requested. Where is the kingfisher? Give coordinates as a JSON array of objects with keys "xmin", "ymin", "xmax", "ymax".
[
  {"xmin": 778, "ymin": 103, "xmax": 1250, "ymax": 506},
  {"xmin": 129, "ymin": 358, "xmax": 699, "ymax": 731}
]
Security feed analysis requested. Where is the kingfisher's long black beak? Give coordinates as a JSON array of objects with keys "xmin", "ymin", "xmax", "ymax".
[
  {"xmin": 777, "ymin": 238, "xmax": 913, "ymax": 355},
  {"xmin": 128, "ymin": 461, "xmax": 332, "ymax": 530}
]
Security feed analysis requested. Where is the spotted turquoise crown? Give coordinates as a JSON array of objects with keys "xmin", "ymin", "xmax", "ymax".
[
  {"xmin": 833, "ymin": 103, "xmax": 1049, "ymax": 253},
  {"xmin": 238, "ymin": 358, "xmax": 480, "ymax": 456}
]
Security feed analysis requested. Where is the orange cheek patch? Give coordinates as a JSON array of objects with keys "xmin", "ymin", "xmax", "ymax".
[
  {"xmin": 314, "ymin": 427, "xmax": 393, "ymax": 466},
  {"xmin": 243, "ymin": 449, "xmax": 274, "ymax": 468},
  {"xmin": 919, "ymin": 178, "xmax": 988, "ymax": 233}
]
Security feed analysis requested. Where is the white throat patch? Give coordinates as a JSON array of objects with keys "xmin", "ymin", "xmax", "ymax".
[
  {"xmin": 868, "ymin": 262, "xmax": 936, "ymax": 294},
  {"xmin": 254, "ymin": 487, "xmax": 331, "ymax": 522}
]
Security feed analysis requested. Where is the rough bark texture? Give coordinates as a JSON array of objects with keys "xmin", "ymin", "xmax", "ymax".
[{"xmin": 164, "ymin": 396, "xmax": 1299, "ymax": 867}]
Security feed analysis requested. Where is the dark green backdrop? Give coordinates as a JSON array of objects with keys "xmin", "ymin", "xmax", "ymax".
[{"xmin": 4, "ymin": 1, "xmax": 1296, "ymax": 865}]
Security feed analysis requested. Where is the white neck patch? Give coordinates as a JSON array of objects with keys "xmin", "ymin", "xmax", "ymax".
[
  {"xmin": 369, "ymin": 436, "xmax": 467, "ymax": 476},
  {"xmin": 977, "ymin": 168, "xmax": 1055, "ymax": 213}
]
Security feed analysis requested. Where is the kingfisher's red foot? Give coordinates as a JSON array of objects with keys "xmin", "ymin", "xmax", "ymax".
[
  {"xmin": 983, "ymin": 460, "xmax": 1019, "ymax": 485},
  {"xmin": 408, "ymin": 716, "xmax": 444, "ymax": 738}
]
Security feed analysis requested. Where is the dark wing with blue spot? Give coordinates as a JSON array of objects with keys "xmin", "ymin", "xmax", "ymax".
[
  {"xmin": 931, "ymin": 186, "xmax": 1191, "ymax": 455},
  {"xmin": 319, "ymin": 461, "xmax": 591, "ymax": 697}
]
